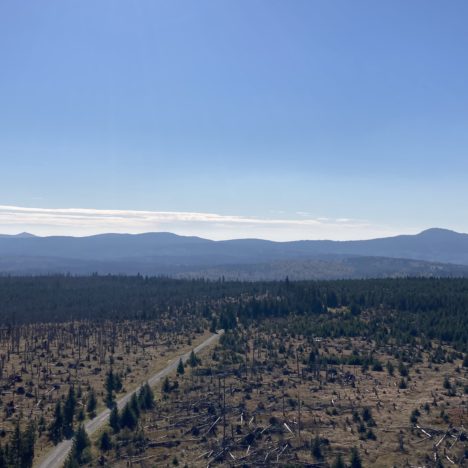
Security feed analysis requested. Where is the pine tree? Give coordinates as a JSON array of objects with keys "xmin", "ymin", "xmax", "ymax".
[
  {"xmin": 109, "ymin": 406, "xmax": 120, "ymax": 433},
  {"xmin": 86, "ymin": 388, "xmax": 97, "ymax": 418},
  {"xmin": 9, "ymin": 420, "xmax": 22, "ymax": 467},
  {"xmin": 63, "ymin": 386, "xmax": 77, "ymax": 438},
  {"xmin": 105, "ymin": 369, "xmax": 115, "ymax": 408},
  {"xmin": 137, "ymin": 383, "xmax": 154, "ymax": 410},
  {"xmin": 188, "ymin": 350, "xmax": 200, "ymax": 367},
  {"xmin": 209, "ymin": 317, "xmax": 217, "ymax": 333},
  {"xmin": 2, "ymin": 444, "xmax": 9, "ymax": 468},
  {"xmin": 177, "ymin": 358, "xmax": 185, "ymax": 375},
  {"xmin": 99, "ymin": 431, "xmax": 112, "ymax": 452},
  {"xmin": 63, "ymin": 457, "xmax": 79, "ymax": 468},
  {"xmin": 0, "ymin": 445, "xmax": 7, "ymax": 468},
  {"xmin": 38, "ymin": 415, "xmax": 46, "ymax": 437},
  {"xmin": 350, "ymin": 447, "xmax": 362, "ymax": 468},
  {"xmin": 332, "ymin": 454, "xmax": 345, "ymax": 468},
  {"xmin": 49, "ymin": 401, "xmax": 64, "ymax": 444},
  {"xmin": 21, "ymin": 420, "xmax": 36, "ymax": 468},
  {"xmin": 105, "ymin": 369, "xmax": 114, "ymax": 394},
  {"xmin": 105, "ymin": 388, "xmax": 114, "ymax": 409},
  {"xmin": 162, "ymin": 376, "xmax": 171, "ymax": 393},
  {"xmin": 141, "ymin": 383, "xmax": 155, "ymax": 410},
  {"xmin": 120, "ymin": 403, "xmax": 137, "ymax": 430},
  {"xmin": 64, "ymin": 425, "xmax": 90, "ymax": 466},
  {"xmin": 113, "ymin": 373, "xmax": 123, "ymax": 392},
  {"xmin": 386, "ymin": 360, "xmax": 394, "ymax": 375},
  {"xmin": 77, "ymin": 408, "xmax": 85, "ymax": 422},
  {"xmin": 73, "ymin": 425, "xmax": 90, "ymax": 462},
  {"xmin": 443, "ymin": 376, "xmax": 451, "ymax": 390},
  {"xmin": 312, "ymin": 435, "xmax": 322, "ymax": 459},
  {"xmin": 130, "ymin": 393, "xmax": 140, "ymax": 418}
]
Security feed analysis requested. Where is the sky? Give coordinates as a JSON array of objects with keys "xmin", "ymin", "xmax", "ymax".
[{"xmin": 1, "ymin": 1, "xmax": 467, "ymax": 240}]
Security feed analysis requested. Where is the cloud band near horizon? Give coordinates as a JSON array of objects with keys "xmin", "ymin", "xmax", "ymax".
[{"xmin": 0, "ymin": 205, "xmax": 416, "ymax": 241}]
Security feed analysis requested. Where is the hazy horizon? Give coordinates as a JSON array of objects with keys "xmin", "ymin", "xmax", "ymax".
[
  {"xmin": 0, "ymin": 204, "xmax": 429, "ymax": 241},
  {"xmin": 0, "ymin": 226, "xmax": 462, "ymax": 243}
]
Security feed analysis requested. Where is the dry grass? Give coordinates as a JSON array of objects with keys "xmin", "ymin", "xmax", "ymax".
[
  {"xmin": 0, "ymin": 318, "xmax": 208, "ymax": 464},
  {"xmin": 95, "ymin": 329, "xmax": 467, "ymax": 467}
]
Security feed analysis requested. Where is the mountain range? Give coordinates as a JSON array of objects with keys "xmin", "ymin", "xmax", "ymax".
[{"xmin": 0, "ymin": 228, "xmax": 467, "ymax": 279}]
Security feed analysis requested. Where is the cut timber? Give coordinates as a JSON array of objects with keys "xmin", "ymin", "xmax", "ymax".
[
  {"xmin": 205, "ymin": 416, "xmax": 221, "ymax": 435},
  {"xmin": 284, "ymin": 422, "xmax": 294, "ymax": 434}
]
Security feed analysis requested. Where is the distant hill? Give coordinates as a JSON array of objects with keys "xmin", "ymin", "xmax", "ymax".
[
  {"xmin": 0, "ymin": 232, "xmax": 37, "ymax": 238},
  {"xmin": 0, "ymin": 228, "xmax": 467, "ymax": 279}
]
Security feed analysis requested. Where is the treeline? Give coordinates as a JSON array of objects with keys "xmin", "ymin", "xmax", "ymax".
[
  {"xmin": 0, "ymin": 275, "xmax": 237, "ymax": 323},
  {"xmin": 0, "ymin": 276, "xmax": 467, "ymax": 350},
  {"xmin": 219, "ymin": 278, "xmax": 468, "ymax": 352}
]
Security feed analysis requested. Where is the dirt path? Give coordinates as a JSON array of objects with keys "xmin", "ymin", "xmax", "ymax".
[{"xmin": 35, "ymin": 330, "xmax": 224, "ymax": 468}]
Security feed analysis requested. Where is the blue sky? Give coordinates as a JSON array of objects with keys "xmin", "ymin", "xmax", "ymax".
[{"xmin": 1, "ymin": 1, "xmax": 467, "ymax": 239}]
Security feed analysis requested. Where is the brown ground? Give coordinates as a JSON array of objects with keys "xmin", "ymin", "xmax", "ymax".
[
  {"xmin": 0, "ymin": 318, "xmax": 208, "ymax": 464},
  {"xmin": 91, "ymin": 325, "xmax": 468, "ymax": 467}
]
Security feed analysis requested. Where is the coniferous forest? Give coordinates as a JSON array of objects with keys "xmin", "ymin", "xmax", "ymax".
[
  {"xmin": 0, "ymin": 276, "xmax": 467, "ymax": 351},
  {"xmin": 0, "ymin": 276, "xmax": 466, "ymax": 467}
]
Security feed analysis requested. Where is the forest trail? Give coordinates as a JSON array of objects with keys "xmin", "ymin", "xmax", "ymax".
[{"xmin": 35, "ymin": 330, "xmax": 224, "ymax": 468}]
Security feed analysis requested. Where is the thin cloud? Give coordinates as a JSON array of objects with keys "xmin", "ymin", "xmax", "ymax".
[{"xmin": 0, "ymin": 205, "xmax": 412, "ymax": 241}]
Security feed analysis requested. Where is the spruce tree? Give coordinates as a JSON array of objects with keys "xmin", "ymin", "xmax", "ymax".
[
  {"xmin": 72, "ymin": 425, "xmax": 90, "ymax": 463},
  {"xmin": 113, "ymin": 373, "xmax": 123, "ymax": 392},
  {"xmin": 62, "ymin": 458, "xmax": 79, "ymax": 468},
  {"xmin": 188, "ymin": 350, "xmax": 200, "ymax": 367},
  {"xmin": 350, "ymin": 447, "xmax": 362, "ymax": 468},
  {"xmin": 137, "ymin": 382, "xmax": 155, "ymax": 410},
  {"xmin": 86, "ymin": 388, "xmax": 97, "ymax": 418},
  {"xmin": 64, "ymin": 425, "xmax": 90, "ymax": 466},
  {"xmin": 130, "ymin": 393, "xmax": 140, "ymax": 418},
  {"xmin": 312, "ymin": 435, "xmax": 322, "ymax": 459},
  {"xmin": 120, "ymin": 403, "xmax": 137, "ymax": 430},
  {"xmin": 332, "ymin": 454, "xmax": 345, "ymax": 468},
  {"xmin": 49, "ymin": 401, "xmax": 64, "ymax": 444},
  {"xmin": 9, "ymin": 421, "xmax": 21, "ymax": 467},
  {"xmin": 209, "ymin": 317, "xmax": 217, "ymax": 333},
  {"xmin": 21, "ymin": 420, "xmax": 36, "ymax": 468},
  {"xmin": 141, "ymin": 383, "xmax": 155, "ymax": 410},
  {"xmin": 63, "ymin": 386, "xmax": 77, "ymax": 438},
  {"xmin": 162, "ymin": 376, "xmax": 171, "ymax": 393},
  {"xmin": 99, "ymin": 431, "xmax": 112, "ymax": 452},
  {"xmin": 177, "ymin": 358, "xmax": 185, "ymax": 375},
  {"xmin": 105, "ymin": 369, "xmax": 114, "ymax": 394},
  {"xmin": 77, "ymin": 408, "xmax": 85, "ymax": 422},
  {"xmin": 0, "ymin": 446, "xmax": 7, "ymax": 468},
  {"xmin": 105, "ymin": 369, "xmax": 115, "ymax": 408},
  {"xmin": 109, "ymin": 406, "xmax": 120, "ymax": 433}
]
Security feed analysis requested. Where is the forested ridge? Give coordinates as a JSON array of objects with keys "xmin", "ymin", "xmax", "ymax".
[{"xmin": 0, "ymin": 276, "xmax": 467, "ymax": 351}]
